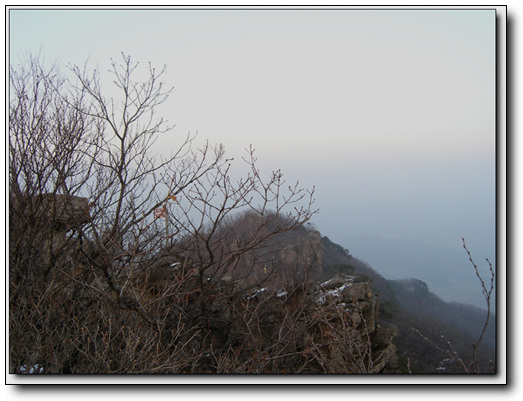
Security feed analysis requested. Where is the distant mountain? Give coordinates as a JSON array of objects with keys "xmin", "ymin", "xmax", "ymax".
[
  {"xmin": 320, "ymin": 235, "xmax": 496, "ymax": 373},
  {"xmin": 387, "ymin": 278, "xmax": 495, "ymax": 350},
  {"xmin": 338, "ymin": 233, "xmax": 495, "ymax": 309}
]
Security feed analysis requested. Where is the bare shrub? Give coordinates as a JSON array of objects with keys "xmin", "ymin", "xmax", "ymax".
[
  {"xmin": 413, "ymin": 238, "xmax": 496, "ymax": 374},
  {"xmin": 9, "ymin": 53, "xmax": 328, "ymax": 374}
]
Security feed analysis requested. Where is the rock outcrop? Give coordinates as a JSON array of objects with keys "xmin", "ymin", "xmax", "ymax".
[
  {"xmin": 209, "ymin": 273, "xmax": 399, "ymax": 374},
  {"xmin": 11, "ymin": 193, "xmax": 91, "ymax": 261},
  {"xmin": 316, "ymin": 274, "xmax": 399, "ymax": 373},
  {"xmin": 154, "ymin": 218, "xmax": 398, "ymax": 373},
  {"xmin": 277, "ymin": 229, "xmax": 324, "ymax": 283},
  {"xmin": 27, "ymin": 193, "xmax": 91, "ymax": 231}
]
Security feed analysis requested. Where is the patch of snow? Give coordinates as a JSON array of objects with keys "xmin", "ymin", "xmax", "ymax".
[
  {"xmin": 321, "ymin": 278, "xmax": 335, "ymax": 287},
  {"xmin": 247, "ymin": 287, "xmax": 267, "ymax": 300},
  {"xmin": 326, "ymin": 283, "xmax": 352, "ymax": 297},
  {"xmin": 316, "ymin": 294, "xmax": 326, "ymax": 304},
  {"xmin": 20, "ymin": 364, "xmax": 44, "ymax": 374},
  {"xmin": 321, "ymin": 276, "xmax": 356, "ymax": 288},
  {"xmin": 276, "ymin": 290, "xmax": 288, "ymax": 298},
  {"xmin": 436, "ymin": 357, "xmax": 454, "ymax": 373}
]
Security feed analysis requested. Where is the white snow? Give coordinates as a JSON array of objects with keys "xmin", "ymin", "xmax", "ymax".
[
  {"xmin": 20, "ymin": 364, "xmax": 44, "ymax": 374},
  {"xmin": 321, "ymin": 276, "xmax": 355, "ymax": 288},
  {"xmin": 326, "ymin": 283, "xmax": 352, "ymax": 297},
  {"xmin": 247, "ymin": 287, "xmax": 267, "ymax": 300}
]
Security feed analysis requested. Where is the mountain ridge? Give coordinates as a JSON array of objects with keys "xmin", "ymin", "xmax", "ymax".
[
  {"xmin": 332, "ymin": 233, "xmax": 495, "ymax": 309},
  {"xmin": 319, "ymin": 234, "xmax": 496, "ymax": 373}
]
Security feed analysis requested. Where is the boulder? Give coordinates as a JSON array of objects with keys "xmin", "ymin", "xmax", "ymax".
[
  {"xmin": 37, "ymin": 194, "xmax": 91, "ymax": 229},
  {"xmin": 339, "ymin": 281, "xmax": 372, "ymax": 303},
  {"xmin": 321, "ymin": 274, "xmax": 353, "ymax": 290}
]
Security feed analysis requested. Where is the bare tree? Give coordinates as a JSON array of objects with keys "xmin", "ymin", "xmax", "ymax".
[
  {"xmin": 462, "ymin": 238, "xmax": 496, "ymax": 373},
  {"xmin": 413, "ymin": 238, "xmax": 495, "ymax": 374},
  {"xmin": 9, "ymin": 53, "xmax": 321, "ymax": 373},
  {"xmin": 9, "ymin": 54, "xmax": 100, "ymax": 373}
]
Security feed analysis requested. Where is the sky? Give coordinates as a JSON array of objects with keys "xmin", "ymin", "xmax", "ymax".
[{"xmin": 8, "ymin": 7, "xmax": 499, "ymax": 307}]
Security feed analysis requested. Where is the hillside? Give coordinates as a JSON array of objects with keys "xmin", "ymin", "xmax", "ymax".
[
  {"xmin": 320, "ymin": 235, "xmax": 496, "ymax": 373},
  {"xmin": 10, "ymin": 194, "xmax": 495, "ymax": 374},
  {"xmin": 339, "ymin": 233, "xmax": 495, "ymax": 309}
]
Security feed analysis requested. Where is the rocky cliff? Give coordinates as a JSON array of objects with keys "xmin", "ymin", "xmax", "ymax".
[
  {"xmin": 204, "ymin": 272, "xmax": 399, "ymax": 374},
  {"xmin": 16, "ymin": 199, "xmax": 399, "ymax": 374},
  {"xmin": 145, "ymin": 218, "xmax": 400, "ymax": 373},
  {"xmin": 315, "ymin": 274, "xmax": 398, "ymax": 373},
  {"xmin": 319, "ymin": 235, "xmax": 496, "ymax": 374}
]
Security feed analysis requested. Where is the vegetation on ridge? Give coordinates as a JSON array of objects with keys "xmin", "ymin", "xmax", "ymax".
[
  {"xmin": 9, "ymin": 54, "xmax": 391, "ymax": 374},
  {"xmin": 9, "ymin": 54, "xmax": 495, "ymax": 375}
]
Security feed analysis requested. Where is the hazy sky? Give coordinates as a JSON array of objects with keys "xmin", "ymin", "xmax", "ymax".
[{"xmin": 9, "ymin": 7, "xmax": 497, "ymax": 301}]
